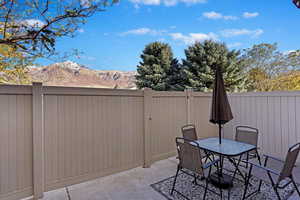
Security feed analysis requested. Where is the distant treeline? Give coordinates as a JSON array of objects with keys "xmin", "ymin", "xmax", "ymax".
[{"xmin": 135, "ymin": 41, "xmax": 300, "ymax": 92}]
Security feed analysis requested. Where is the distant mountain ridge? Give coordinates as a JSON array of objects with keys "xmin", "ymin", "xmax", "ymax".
[{"xmin": 29, "ymin": 61, "xmax": 137, "ymax": 89}]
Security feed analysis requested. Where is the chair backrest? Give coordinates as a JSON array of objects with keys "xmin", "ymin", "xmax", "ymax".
[
  {"xmin": 175, "ymin": 137, "xmax": 204, "ymax": 176},
  {"xmin": 181, "ymin": 124, "xmax": 198, "ymax": 141},
  {"xmin": 235, "ymin": 126, "xmax": 259, "ymax": 146},
  {"xmin": 278, "ymin": 143, "xmax": 300, "ymax": 182}
]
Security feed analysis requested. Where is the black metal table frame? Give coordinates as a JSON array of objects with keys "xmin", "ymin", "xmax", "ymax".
[{"xmin": 195, "ymin": 139, "xmax": 259, "ymax": 199}]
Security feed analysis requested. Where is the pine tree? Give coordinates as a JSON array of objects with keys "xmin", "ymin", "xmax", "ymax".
[
  {"xmin": 182, "ymin": 40, "xmax": 247, "ymax": 92},
  {"xmin": 136, "ymin": 42, "xmax": 175, "ymax": 91},
  {"xmin": 166, "ymin": 59, "xmax": 185, "ymax": 91}
]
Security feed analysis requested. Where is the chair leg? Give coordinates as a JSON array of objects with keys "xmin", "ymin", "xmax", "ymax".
[
  {"xmin": 267, "ymin": 172, "xmax": 281, "ymax": 200},
  {"xmin": 272, "ymin": 185, "xmax": 281, "ymax": 200},
  {"xmin": 242, "ymin": 164, "xmax": 253, "ymax": 200},
  {"xmin": 203, "ymin": 177, "xmax": 209, "ymax": 200},
  {"xmin": 256, "ymin": 150, "xmax": 262, "ymax": 165},
  {"xmin": 291, "ymin": 176, "xmax": 300, "ymax": 197},
  {"xmin": 171, "ymin": 166, "xmax": 180, "ymax": 195},
  {"xmin": 258, "ymin": 179, "xmax": 263, "ymax": 192},
  {"xmin": 193, "ymin": 173, "xmax": 198, "ymax": 185},
  {"xmin": 227, "ymin": 188, "xmax": 231, "ymax": 200},
  {"xmin": 246, "ymin": 153, "xmax": 249, "ymax": 168},
  {"xmin": 203, "ymin": 166, "xmax": 212, "ymax": 200},
  {"xmin": 217, "ymin": 172, "xmax": 223, "ymax": 200},
  {"xmin": 255, "ymin": 150, "xmax": 263, "ymax": 192}
]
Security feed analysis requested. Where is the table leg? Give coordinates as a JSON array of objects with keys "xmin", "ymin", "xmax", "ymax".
[
  {"xmin": 228, "ymin": 157, "xmax": 246, "ymax": 182},
  {"xmin": 232, "ymin": 155, "xmax": 242, "ymax": 180}
]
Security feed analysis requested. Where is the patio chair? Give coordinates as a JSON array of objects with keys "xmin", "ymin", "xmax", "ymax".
[
  {"xmin": 181, "ymin": 124, "xmax": 213, "ymax": 181},
  {"xmin": 171, "ymin": 137, "xmax": 227, "ymax": 200},
  {"xmin": 181, "ymin": 124, "xmax": 211, "ymax": 158},
  {"xmin": 235, "ymin": 126, "xmax": 261, "ymax": 168},
  {"xmin": 242, "ymin": 143, "xmax": 300, "ymax": 200},
  {"xmin": 181, "ymin": 124, "xmax": 198, "ymax": 141}
]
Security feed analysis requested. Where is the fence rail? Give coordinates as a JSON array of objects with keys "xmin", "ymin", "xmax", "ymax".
[{"xmin": 0, "ymin": 84, "xmax": 299, "ymax": 200}]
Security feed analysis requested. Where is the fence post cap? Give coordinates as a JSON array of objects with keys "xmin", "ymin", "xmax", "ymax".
[
  {"xmin": 144, "ymin": 87, "xmax": 152, "ymax": 91},
  {"xmin": 185, "ymin": 88, "xmax": 193, "ymax": 92}
]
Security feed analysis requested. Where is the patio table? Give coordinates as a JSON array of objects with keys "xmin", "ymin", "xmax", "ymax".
[{"xmin": 194, "ymin": 137, "xmax": 257, "ymax": 189}]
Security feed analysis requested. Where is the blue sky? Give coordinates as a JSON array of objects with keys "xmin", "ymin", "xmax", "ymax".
[{"xmin": 39, "ymin": 0, "xmax": 300, "ymax": 71}]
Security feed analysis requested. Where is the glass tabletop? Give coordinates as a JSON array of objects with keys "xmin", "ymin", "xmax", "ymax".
[{"xmin": 194, "ymin": 137, "xmax": 256, "ymax": 157}]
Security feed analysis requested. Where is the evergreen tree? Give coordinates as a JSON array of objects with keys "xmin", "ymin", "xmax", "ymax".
[
  {"xmin": 166, "ymin": 59, "xmax": 185, "ymax": 91},
  {"xmin": 136, "ymin": 42, "xmax": 176, "ymax": 91},
  {"xmin": 182, "ymin": 40, "xmax": 246, "ymax": 92}
]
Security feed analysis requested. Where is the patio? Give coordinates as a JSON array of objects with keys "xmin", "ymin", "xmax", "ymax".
[{"xmin": 40, "ymin": 157, "xmax": 300, "ymax": 200}]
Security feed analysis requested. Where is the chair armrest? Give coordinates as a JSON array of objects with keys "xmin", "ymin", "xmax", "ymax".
[
  {"xmin": 263, "ymin": 154, "xmax": 285, "ymax": 163},
  {"xmin": 263, "ymin": 154, "xmax": 298, "ymax": 167},
  {"xmin": 248, "ymin": 160, "xmax": 280, "ymax": 175},
  {"xmin": 203, "ymin": 159, "xmax": 220, "ymax": 169}
]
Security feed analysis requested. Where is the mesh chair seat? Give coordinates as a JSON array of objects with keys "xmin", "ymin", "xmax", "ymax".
[
  {"xmin": 235, "ymin": 126, "xmax": 261, "ymax": 168},
  {"xmin": 171, "ymin": 137, "xmax": 224, "ymax": 200}
]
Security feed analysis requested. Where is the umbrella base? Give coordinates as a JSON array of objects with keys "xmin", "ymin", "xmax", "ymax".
[{"xmin": 209, "ymin": 172, "xmax": 233, "ymax": 189}]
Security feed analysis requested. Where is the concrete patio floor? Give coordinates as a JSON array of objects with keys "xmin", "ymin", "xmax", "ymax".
[{"xmin": 40, "ymin": 157, "xmax": 300, "ymax": 200}]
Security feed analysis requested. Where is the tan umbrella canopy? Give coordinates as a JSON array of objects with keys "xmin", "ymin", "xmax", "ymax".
[{"xmin": 210, "ymin": 66, "xmax": 233, "ymax": 144}]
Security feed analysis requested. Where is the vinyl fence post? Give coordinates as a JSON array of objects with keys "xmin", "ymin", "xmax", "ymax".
[
  {"xmin": 185, "ymin": 88, "xmax": 193, "ymax": 124},
  {"xmin": 32, "ymin": 82, "xmax": 44, "ymax": 199},
  {"xmin": 143, "ymin": 88, "xmax": 152, "ymax": 168}
]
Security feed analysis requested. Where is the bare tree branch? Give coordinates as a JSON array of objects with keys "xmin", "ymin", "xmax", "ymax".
[{"xmin": 0, "ymin": 0, "xmax": 116, "ymax": 58}]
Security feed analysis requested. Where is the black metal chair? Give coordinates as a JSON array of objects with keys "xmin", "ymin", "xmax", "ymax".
[
  {"xmin": 181, "ymin": 125, "xmax": 214, "ymax": 183},
  {"xmin": 171, "ymin": 137, "xmax": 226, "ymax": 200},
  {"xmin": 235, "ymin": 126, "xmax": 262, "ymax": 168},
  {"xmin": 242, "ymin": 143, "xmax": 300, "ymax": 200}
]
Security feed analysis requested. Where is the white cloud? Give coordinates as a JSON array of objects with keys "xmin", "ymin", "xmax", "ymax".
[
  {"xmin": 21, "ymin": 19, "xmax": 45, "ymax": 28},
  {"xmin": 220, "ymin": 29, "xmax": 263, "ymax": 38},
  {"xmin": 120, "ymin": 28, "xmax": 166, "ymax": 36},
  {"xmin": 223, "ymin": 15, "xmax": 238, "ymax": 20},
  {"xmin": 78, "ymin": 28, "xmax": 85, "ymax": 33},
  {"xmin": 130, "ymin": 0, "xmax": 206, "ymax": 6},
  {"xmin": 243, "ymin": 12, "xmax": 259, "ymax": 18},
  {"xmin": 227, "ymin": 42, "xmax": 242, "ymax": 48},
  {"xmin": 169, "ymin": 32, "xmax": 218, "ymax": 45},
  {"xmin": 202, "ymin": 11, "xmax": 238, "ymax": 20},
  {"xmin": 80, "ymin": 0, "xmax": 91, "ymax": 7},
  {"xmin": 203, "ymin": 11, "xmax": 222, "ymax": 19},
  {"xmin": 130, "ymin": 0, "xmax": 160, "ymax": 5}
]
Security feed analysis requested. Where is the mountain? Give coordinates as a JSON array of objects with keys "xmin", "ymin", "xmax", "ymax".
[{"xmin": 29, "ymin": 61, "xmax": 137, "ymax": 89}]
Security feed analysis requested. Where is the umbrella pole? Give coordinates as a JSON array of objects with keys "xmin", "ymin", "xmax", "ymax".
[{"xmin": 219, "ymin": 123, "xmax": 222, "ymax": 144}]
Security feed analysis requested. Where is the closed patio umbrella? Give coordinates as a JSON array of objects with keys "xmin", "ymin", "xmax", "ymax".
[{"xmin": 210, "ymin": 66, "xmax": 233, "ymax": 144}]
